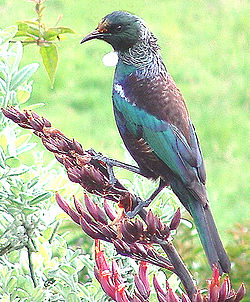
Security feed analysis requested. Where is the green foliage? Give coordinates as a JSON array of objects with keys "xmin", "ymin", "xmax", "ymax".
[
  {"xmin": 39, "ymin": 44, "xmax": 58, "ymax": 86},
  {"xmin": 13, "ymin": 0, "xmax": 74, "ymax": 87},
  {"xmin": 226, "ymin": 221, "xmax": 249, "ymax": 299}
]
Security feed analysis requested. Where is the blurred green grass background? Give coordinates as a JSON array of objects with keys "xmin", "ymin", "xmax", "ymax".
[{"xmin": 1, "ymin": 0, "xmax": 249, "ymax": 240}]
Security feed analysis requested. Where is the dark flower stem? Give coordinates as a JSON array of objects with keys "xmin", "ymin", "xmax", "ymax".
[
  {"xmin": 138, "ymin": 210, "xmax": 196, "ymax": 298},
  {"xmin": 161, "ymin": 242, "xmax": 196, "ymax": 298}
]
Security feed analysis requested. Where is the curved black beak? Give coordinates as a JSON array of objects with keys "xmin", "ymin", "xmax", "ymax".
[{"xmin": 80, "ymin": 29, "xmax": 109, "ymax": 44}]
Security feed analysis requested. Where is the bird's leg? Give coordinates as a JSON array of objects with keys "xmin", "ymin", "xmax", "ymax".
[
  {"xmin": 88, "ymin": 148, "xmax": 144, "ymax": 185},
  {"xmin": 126, "ymin": 179, "xmax": 167, "ymax": 218}
]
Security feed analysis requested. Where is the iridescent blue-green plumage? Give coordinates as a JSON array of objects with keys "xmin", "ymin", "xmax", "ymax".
[{"xmin": 81, "ymin": 10, "xmax": 231, "ymax": 274}]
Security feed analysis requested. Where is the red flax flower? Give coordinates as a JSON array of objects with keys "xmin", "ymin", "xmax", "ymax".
[
  {"xmin": 55, "ymin": 192, "xmax": 174, "ymax": 270},
  {"xmin": 94, "ymin": 242, "xmax": 246, "ymax": 302},
  {"xmin": 95, "ymin": 240, "xmax": 150, "ymax": 302},
  {"xmin": 95, "ymin": 240, "xmax": 130, "ymax": 302},
  {"xmin": 205, "ymin": 266, "xmax": 246, "ymax": 302},
  {"xmin": 151, "ymin": 266, "xmax": 246, "ymax": 302},
  {"xmin": 2, "ymin": 106, "xmax": 133, "ymax": 210}
]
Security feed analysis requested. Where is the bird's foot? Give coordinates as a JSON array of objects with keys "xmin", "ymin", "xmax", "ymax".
[
  {"xmin": 87, "ymin": 148, "xmax": 143, "ymax": 185},
  {"xmin": 125, "ymin": 180, "xmax": 167, "ymax": 218},
  {"xmin": 88, "ymin": 149, "xmax": 117, "ymax": 185},
  {"xmin": 125, "ymin": 197, "xmax": 152, "ymax": 218}
]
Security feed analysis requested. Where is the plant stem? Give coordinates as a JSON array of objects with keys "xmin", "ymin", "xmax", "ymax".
[
  {"xmin": 161, "ymin": 242, "xmax": 196, "ymax": 298},
  {"xmin": 139, "ymin": 209, "xmax": 196, "ymax": 299},
  {"xmin": 26, "ymin": 245, "xmax": 37, "ymax": 288}
]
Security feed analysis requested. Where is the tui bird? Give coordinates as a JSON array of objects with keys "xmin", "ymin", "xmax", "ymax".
[{"xmin": 81, "ymin": 11, "xmax": 231, "ymax": 274}]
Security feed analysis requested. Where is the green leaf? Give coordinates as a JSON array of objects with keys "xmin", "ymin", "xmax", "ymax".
[
  {"xmin": 16, "ymin": 142, "xmax": 36, "ymax": 155},
  {"xmin": 24, "ymin": 102, "xmax": 45, "ymax": 110},
  {"xmin": 0, "ymin": 26, "xmax": 18, "ymax": 46},
  {"xmin": 15, "ymin": 22, "xmax": 29, "ymax": 37},
  {"xmin": 66, "ymin": 293, "xmax": 81, "ymax": 302},
  {"xmin": 22, "ymin": 207, "xmax": 37, "ymax": 215},
  {"xmin": 68, "ymin": 249, "xmax": 81, "ymax": 263},
  {"xmin": 78, "ymin": 283, "xmax": 92, "ymax": 298},
  {"xmin": 15, "ymin": 288, "xmax": 29, "ymax": 298},
  {"xmin": 43, "ymin": 227, "xmax": 53, "ymax": 240},
  {"xmin": 6, "ymin": 276, "xmax": 17, "ymax": 293},
  {"xmin": 7, "ymin": 199, "xmax": 23, "ymax": 206},
  {"xmin": 7, "ymin": 250, "xmax": 20, "ymax": 264},
  {"xmin": 11, "ymin": 63, "xmax": 39, "ymax": 90},
  {"xmin": 17, "ymin": 89, "xmax": 30, "ymax": 104},
  {"xmin": 0, "ymin": 147, "xmax": 6, "ymax": 168},
  {"xmin": 43, "ymin": 27, "xmax": 75, "ymax": 40},
  {"xmin": 29, "ymin": 192, "xmax": 51, "ymax": 205},
  {"xmin": 5, "ymin": 156, "xmax": 21, "ymax": 168},
  {"xmin": 52, "ymin": 246, "xmax": 66, "ymax": 259},
  {"xmin": 27, "ymin": 176, "xmax": 39, "ymax": 189},
  {"xmin": 32, "ymin": 288, "xmax": 45, "ymax": 301},
  {"xmin": 60, "ymin": 265, "xmax": 76, "ymax": 275},
  {"xmin": 10, "ymin": 185, "xmax": 20, "ymax": 196},
  {"xmin": 7, "ymin": 167, "xmax": 30, "ymax": 176},
  {"xmin": 8, "ymin": 41, "xmax": 23, "ymax": 76},
  {"xmin": 39, "ymin": 44, "xmax": 58, "ymax": 88},
  {"xmin": 15, "ymin": 21, "xmax": 40, "ymax": 38},
  {"xmin": 0, "ymin": 78, "xmax": 6, "ymax": 93}
]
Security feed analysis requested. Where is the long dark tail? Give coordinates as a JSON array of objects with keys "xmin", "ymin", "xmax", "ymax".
[
  {"xmin": 172, "ymin": 181, "xmax": 231, "ymax": 274},
  {"xmin": 188, "ymin": 199, "xmax": 231, "ymax": 274}
]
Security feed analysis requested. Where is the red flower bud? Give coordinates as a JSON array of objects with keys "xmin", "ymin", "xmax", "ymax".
[
  {"xmin": 73, "ymin": 195, "xmax": 85, "ymax": 216},
  {"xmin": 138, "ymin": 262, "xmax": 150, "ymax": 297},
  {"xmin": 134, "ymin": 274, "xmax": 148, "ymax": 299},
  {"xmin": 80, "ymin": 217, "xmax": 104, "ymax": 240},
  {"xmin": 167, "ymin": 288, "xmax": 180, "ymax": 302},
  {"xmin": 146, "ymin": 210, "xmax": 156, "ymax": 235},
  {"xmin": 55, "ymin": 192, "xmax": 70, "ymax": 214},
  {"xmin": 181, "ymin": 293, "xmax": 191, "ymax": 302},
  {"xmin": 169, "ymin": 208, "xmax": 181, "ymax": 231},
  {"xmin": 113, "ymin": 239, "xmax": 131, "ymax": 256},
  {"xmin": 153, "ymin": 275, "xmax": 168, "ymax": 302},
  {"xmin": 218, "ymin": 276, "xmax": 230, "ymax": 301},
  {"xmin": 234, "ymin": 283, "xmax": 246, "ymax": 302},
  {"xmin": 84, "ymin": 193, "xmax": 100, "ymax": 222},
  {"xmin": 72, "ymin": 138, "xmax": 84, "ymax": 155},
  {"xmin": 104, "ymin": 200, "xmax": 117, "ymax": 221},
  {"xmin": 193, "ymin": 290, "xmax": 203, "ymax": 302},
  {"xmin": 41, "ymin": 116, "xmax": 51, "ymax": 127}
]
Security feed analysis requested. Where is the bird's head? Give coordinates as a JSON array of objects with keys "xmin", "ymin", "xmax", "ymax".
[{"xmin": 81, "ymin": 11, "xmax": 141, "ymax": 52}]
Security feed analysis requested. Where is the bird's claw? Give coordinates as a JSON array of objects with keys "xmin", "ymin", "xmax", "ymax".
[
  {"xmin": 125, "ymin": 198, "xmax": 152, "ymax": 218},
  {"xmin": 88, "ymin": 149, "xmax": 117, "ymax": 185}
]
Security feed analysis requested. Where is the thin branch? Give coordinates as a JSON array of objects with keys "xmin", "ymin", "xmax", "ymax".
[
  {"xmin": 26, "ymin": 245, "xmax": 37, "ymax": 288},
  {"xmin": 9, "ymin": 40, "xmax": 53, "ymax": 45}
]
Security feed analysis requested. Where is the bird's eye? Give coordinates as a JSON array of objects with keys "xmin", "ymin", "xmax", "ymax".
[{"xmin": 115, "ymin": 24, "xmax": 123, "ymax": 32}]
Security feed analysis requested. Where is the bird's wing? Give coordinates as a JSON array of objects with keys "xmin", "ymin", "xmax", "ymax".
[{"xmin": 113, "ymin": 79, "xmax": 206, "ymax": 191}]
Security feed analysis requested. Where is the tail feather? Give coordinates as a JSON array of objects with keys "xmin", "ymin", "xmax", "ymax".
[
  {"xmin": 204, "ymin": 205, "xmax": 231, "ymax": 273},
  {"xmin": 187, "ymin": 199, "xmax": 227, "ymax": 274},
  {"xmin": 171, "ymin": 180, "xmax": 231, "ymax": 274}
]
